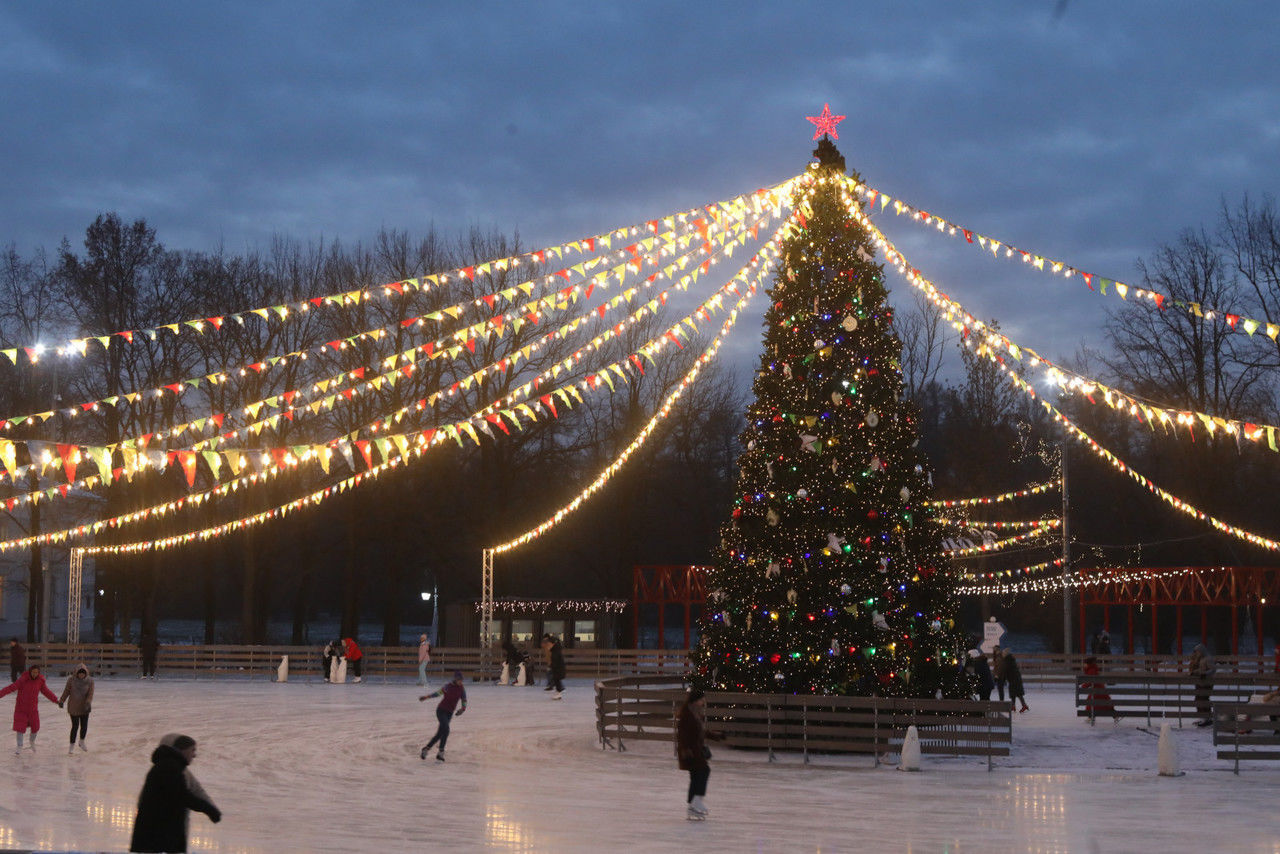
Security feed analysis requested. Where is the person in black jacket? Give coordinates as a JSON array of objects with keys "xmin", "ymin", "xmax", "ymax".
[
  {"xmin": 130, "ymin": 733, "xmax": 221, "ymax": 852},
  {"xmin": 541, "ymin": 634, "xmax": 566, "ymax": 698}
]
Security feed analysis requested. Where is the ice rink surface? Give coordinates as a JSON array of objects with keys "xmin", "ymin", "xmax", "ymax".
[{"xmin": 0, "ymin": 673, "xmax": 1277, "ymax": 853}]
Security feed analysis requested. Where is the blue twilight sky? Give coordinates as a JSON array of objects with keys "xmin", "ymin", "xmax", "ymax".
[{"xmin": 2, "ymin": 2, "xmax": 1278, "ymax": 378}]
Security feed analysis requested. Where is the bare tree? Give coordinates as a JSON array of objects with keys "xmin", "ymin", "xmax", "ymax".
[{"xmin": 897, "ymin": 290, "xmax": 951, "ymax": 403}]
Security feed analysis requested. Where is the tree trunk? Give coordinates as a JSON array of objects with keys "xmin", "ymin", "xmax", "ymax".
[
  {"xmin": 240, "ymin": 526, "xmax": 258, "ymax": 644},
  {"xmin": 25, "ymin": 480, "xmax": 43, "ymax": 643},
  {"xmin": 340, "ymin": 509, "xmax": 360, "ymax": 639},
  {"xmin": 291, "ymin": 571, "xmax": 311, "ymax": 645}
]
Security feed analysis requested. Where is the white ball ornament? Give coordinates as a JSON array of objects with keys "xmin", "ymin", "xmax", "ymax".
[
  {"xmin": 774, "ymin": 672, "xmax": 785, "ymax": 683},
  {"xmin": 899, "ymin": 486, "xmax": 911, "ymax": 501},
  {"xmin": 842, "ymin": 315, "xmax": 857, "ymax": 331},
  {"xmin": 840, "ymin": 583, "xmax": 852, "ymax": 596},
  {"xmin": 796, "ymin": 488, "xmax": 808, "ymax": 499},
  {"xmin": 865, "ymin": 411, "xmax": 879, "ymax": 427},
  {"xmin": 814, "ymin": 339, "xmax": 825, "ymax": 350}
]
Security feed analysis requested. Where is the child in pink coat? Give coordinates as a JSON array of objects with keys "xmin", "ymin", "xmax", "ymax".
[{"xmin": 0, "ymin": 664, "xmax": 60, "ymax": 753}]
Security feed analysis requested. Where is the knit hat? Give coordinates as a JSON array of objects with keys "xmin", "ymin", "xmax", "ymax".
[{"xmin": 453, "ymin": 670, "xmax": 464, "ymax": 681}]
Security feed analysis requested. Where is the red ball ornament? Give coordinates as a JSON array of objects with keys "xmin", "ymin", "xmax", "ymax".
[{"xmin": 867, "ymin": 510, "xmax": 879, "ymax": 519}]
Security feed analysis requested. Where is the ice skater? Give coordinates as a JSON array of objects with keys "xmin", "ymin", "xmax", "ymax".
[
  {"xmin": 343, "ymin": 637, "xmax": 364, "ymax": 683},
  {"xmin": 129, "ymin": 733, "xmax": 221, "ymax": 853},
  {"xmin": 676, "ymin": 688, "xmax": 723, "ymax": 820},
  {"xmin": 139, "ymin": 633, "xmax": 160, "ymax": 679},
  {"xmin": 542, "ymin": 634, "xmax": 565, "ymax": 699},
  {"xmin": 419, "ymin": 670, "xmax": 467, "ymax": 761},
  {"xmin": 1004, "ymin": 649, "xmax": 1028, "ymax": 712},
  {"xmin": 417, "ymin": 634, "xmax": 432, "ymax": 686},
  {"xmin": 58, "ymin": 663, "xmax": 95, "ymax": 753},
  {"xmin": 967, "ymin": 649, "xmax": 994, "ymax": 701},
  {"xmin": 992, "ymin": 645, "xmax": 1007, "ymax": 701},
  {"xmin": 1190, "ymin": 643, "xmax": 1216, "ymax": 726},
  {"xmin": 0, "ymin": 664, "xmax": 60, "ymax": 754},
  {"xmin": 8, "ymin": 638, "xmax": 24, "ymax": 684}
]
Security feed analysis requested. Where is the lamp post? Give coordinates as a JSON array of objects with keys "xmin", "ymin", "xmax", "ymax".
[{"xmin": 421, "ymin": 584, "xmax": 438, "ymax": 646}]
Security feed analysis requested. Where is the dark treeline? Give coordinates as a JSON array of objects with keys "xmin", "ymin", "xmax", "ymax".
[{"xmin": 3, "ymin": 196, "xmax": 1280, "ymax": 648}]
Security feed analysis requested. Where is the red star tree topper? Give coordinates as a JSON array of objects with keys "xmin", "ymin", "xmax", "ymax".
[{"xmin": 806, "ymin": 103, "xmax": 846, "ymax": 140}]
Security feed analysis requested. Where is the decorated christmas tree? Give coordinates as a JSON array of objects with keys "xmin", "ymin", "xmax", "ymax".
[{"xmin": 692, "ymin": 135, "xmax": 966, "ymax": 698}]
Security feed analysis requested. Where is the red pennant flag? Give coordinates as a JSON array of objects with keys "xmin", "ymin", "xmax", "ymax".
[
  {"xmin": 962, "ymin": 229, "xmax": 973, "ymax": 243},
  {"xmin": 59, "ymin": 484, "xmax": 69, "ymax": 498},
  {"xmin": 485, "ymin": 413, "xmax": 510, "ymax": 434},
  {"xmin": 533, "ymin": 250, "xmax": 545, "ymax": 264},
  {"xmin": 165, "ymin": 383, "xmax": 182, "ymax": 395},
  {"xmin": 400, "ymin": 366, "xmax": 414, "ymax": 378},
  {"xmin": 1225, "ymin": 313, "xmax": 1238, "ymax": 327},
  {"xmin": 424, "ymin": 341, "xmax": 435, "ymax": 357},
  {"xmin": 342, "ymin": 389, "xmax": 354, "ymax": 400},
  {"xmin": 388, "ymin": 281, "xmax": 405, "ymax": 294},
  {"xmin": 539, "ymin": 394, "xmax": 557, "ymax": 418},
  {"xmin": 283, "ymin": 390, "xmax": 296, "ymax": 405},
  {"xmin": 597, "ymin": 304, "xmax": 607, "ymax": 317},
  {"xmin": 80, "ymin": 402, "xmax": 94, "ymax": 412},
  {"xmin": 351, "ymin": 367, "xmax": 366, "ymax": 380},
  {"xmin": 587, "ymin": 375, "xmax": 598, "ymax": 389},
  {"xmin": 556, "ymin": 269, "xmax": 570, "ymax": 280},
  {"xmin": 56, "ymin": 444, "xmax": 77, "ymax": 482},
  {"xmin": 4, "ymin": 499, "xmax": 14, "ymax": 512},
  {"xmin": 462, "ymin": 266, "xmax": 475, "ymax": 281},
  {"xmin": 584, "ymin": 281, "xmax": 595, "ymax": 300},
  {"xmin": 208, "ymin": 316, "xmax": 224, "ymax": 329},
  {"xmin": 483, "ymin": 294, "xmax": 496, "ymax": 309},
  {"xmin": 1082, "ymin": 273, "xmax": 1093, "ymax": 289},
  {"xmin": 177, "ymin": 451, "xmax": 198, "ymax": 486},
  {"xmin": 647, "ymin": 273, "xmax": 657, "ymax": 283},
  {"xmin": 750, "ymin": 224, "xmax": 759, "ymax": 240},
  {"xmin": 118, "ymin": 330, "xmax": 134, "ymax": 343},
  {"xmin": 310, "ymin": 297, "xmax": 324, "ymax": 306},
  {"xmin": 354, "ymin": 440, "xmax": 373, "ymax": 470},
  {"xmin": 464, "ymin": 338, "xmax": 476, "ymax": 353},
  {"xmin": 630, "ymin": 354, "xmax": 644, "ymax": 375},
  {"xmin": 526, "ymin": 312, "xmax": 539, "ymax": 324},
  {"xmin": 648, "ymin": 219, "xmax": 659, "ymax": 233},
  {"xmin": 701, "ymin": 260, "xmax": 710, "ymax": 274},
  {"xmin": 211, "ymin": 413, "xmax": 225, "ymax": 429},
  {"xmin": 1154, "ymin": 294, "xmax": 1166, "ymax": 310},
  {"xmin": 401, "ymin": 318, "xmax": 417, "ymax": 327},
  {"xmin": 797, "ymin": 212, "xmax": 807, "ymax": 229},
  {"xmin": 584, "ymin": 238, "xmax": 595, "ymax": 252},
  {"xmin": 497, "ymin": 359, "xmax": 508, "ymax": 372},
  {"xmin": 420, "ymin": 428, "xmax": 436, "ymax": 444},
  {"xmin": 269, "ymin": 447, "xmax": 289, "ymax": 469},
  {"xmin": 665, "ymin": 331, "xmax": 684, "ymax": 349},
  {"xmin": 249, "ymin": 362, "xmax": 265, "ymax": 372}
]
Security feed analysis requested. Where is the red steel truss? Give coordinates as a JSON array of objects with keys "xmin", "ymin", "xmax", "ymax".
[
  {"xmin": 632, "ymin": 564, "xmax": 710, "ymax": 648},
  {"xmin": 1076, "ymin": 566, "xmax": 1280, "ymax": 655}
]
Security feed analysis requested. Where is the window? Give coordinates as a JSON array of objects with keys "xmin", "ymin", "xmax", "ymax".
[
  {"xmin": 573, "ymin": 620, "xmax": 596, "ymax": 647},
  {"xmin": 511, "ymin": 620, "xmax": 536, "ymax": 642},
  {"xmin": 542, "ymin": 620, "xmax": 566, "ymax": 642}
]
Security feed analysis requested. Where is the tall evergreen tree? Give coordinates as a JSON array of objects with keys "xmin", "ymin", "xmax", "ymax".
[{"xmin": 693, "ymin": 139, "xmax": 966, "ymax": 698}]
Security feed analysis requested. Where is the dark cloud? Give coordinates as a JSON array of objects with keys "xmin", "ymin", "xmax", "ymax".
[{"xmin": 2, "ymin": 3, "xmax": 1278, "ymax": 369}]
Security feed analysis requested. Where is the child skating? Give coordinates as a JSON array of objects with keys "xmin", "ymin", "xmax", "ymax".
[
  {"xmin": 0, "ymin": 664, "xmax": 60, "ymax": 754},
  {"xmin": 419, "ymin": 670, "xmax": 467, "ymax": 762}
]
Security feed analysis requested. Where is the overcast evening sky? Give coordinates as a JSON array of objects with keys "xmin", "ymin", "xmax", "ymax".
[{"xmin": 3, "ymin": 2, "xmax": 1279, "ymax": 383}]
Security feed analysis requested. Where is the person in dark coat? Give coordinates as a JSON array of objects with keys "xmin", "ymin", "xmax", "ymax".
[
  {"xmin": 129, "ymin": 733, "xmax": 220, "ymax": 852},
  {"xmin": 991, "ymin": 646, "xmax": 1007, "ymax": 702},
  {"xmin": 542, "ymin": 634, "xmax": 566, "ymax": 698},
  {"xmin": 676, "ymin": 688, "xmax": 723, "ymax": 820},
  {"xmin": 1091, "ymin": 629, "xmax": 1112, "ymax": 656},
  {"xmin": 322, "ymin": 640, "xmax": 342, "ymax": 682},
  {"xmin": 8, "ymin": 639, "xmax": 25, "ymax": 684},
  {"xmin": 968, "ymin": 650, "xmax": 995, "ymax": 701},
  {"xmin": 140, "ymin": 634, "xmax": 160, "ymax": 679},
  {"xmin": 1004, "ymin": 650, "xmax": 1028, "ymax": 712}
]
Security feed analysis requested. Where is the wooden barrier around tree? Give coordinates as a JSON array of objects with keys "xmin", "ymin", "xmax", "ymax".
[
  {"xmin": 594, "ymin": 675, "xmax": 1011, "ymax": 770},
  {"xmin": 1212, "ymin": 701, "xmax": 1280, "ymax": 773}
]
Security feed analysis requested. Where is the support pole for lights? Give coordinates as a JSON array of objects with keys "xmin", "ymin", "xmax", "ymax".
[
  {"xmin": 1061, "ymin": 433, "xmax": 1072, "ymax": 655},
  {"xmin": 481, "ymin": 548, "xmax": 494, "ymax": 679},
  {"xmin": 67, "ymin": 548, "xmax": 83, "ymax": 646}
]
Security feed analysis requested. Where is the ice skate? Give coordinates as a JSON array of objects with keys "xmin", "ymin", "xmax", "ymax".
[
  {"xmin": 353, "ymin": 676, "xmax": 362, "ymax": 683},
  {"xmin": 1020, "ymin": 705, "xmax": 1029, "ymax": 713},
  {"xmin": 686, "ymin": 807, "xmax": 705, "ymax": 821},
  {"xmin": 420, "ymin": 746, "xmax": 428, "ymax": 760},
  {"xmin": 552, "ymin": 691, "xmax": 562, "ymax": 700},
  {"xmin": 68, "ymin": 744, "xmax": 75, "ymax": 754},
  {"xmin": 78, "ymin": 740, "xmax": 87, "ymax": 751},
  {"xmin": 436, "ymin": 750, "xmax": 445, "ymax": 762},
  {"xmin": 690, "ymin": 796, "xmax": 708, "ymax": 816}
]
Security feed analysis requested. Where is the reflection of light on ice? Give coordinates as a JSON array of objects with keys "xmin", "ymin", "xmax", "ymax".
[
  {"xmin": 991, "ymin": 774, "xmax": 1069, "ymax": 854},
  {"xmin": 86, "ymin": 798, "xmax": 134, "ymax": 832},
  {"xmin": 486, "ymin": 804, "xmax": 536, "ymax": 851}
]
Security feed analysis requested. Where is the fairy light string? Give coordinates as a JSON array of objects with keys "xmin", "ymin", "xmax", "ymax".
[
  {"xmin": 0, "ymin": 177, "xmax": 801, "ymax": 370},
  {"xmin": 926, "ymin": 480, "xmax": 1060, "ymax": 508},
  {"xmin": 80, "ymin": 223, "xmax": 792, "ymax": 556},
  {"xmin": 2, "ymin": 208, "xmax": 809, "ymax": 553},
  {"xmin": 850, "ymin": 179, "xmax": 1280, "ymax": 341},
  {"xmin": 836, "ymin": 177, "xmax": 1280, "ymax": 454}
]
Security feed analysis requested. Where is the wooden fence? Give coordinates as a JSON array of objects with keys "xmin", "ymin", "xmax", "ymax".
[
  {"xmin": 1212, "ymin": 701, "xmax": 1280, "ymax": 773},
  {"xmin": 595, "ymin": 675, "xmax": 1012, "ymax": 770},
  {"xmin": 1073, "ymin": 672, "xmax": 1280, "ymax": 728},
  {"xmin": 16, "ymin": 643, "xmax": 692, "ymax": 681}
]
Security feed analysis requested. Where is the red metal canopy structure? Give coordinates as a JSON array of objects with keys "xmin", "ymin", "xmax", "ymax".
[
  {"xmin": 1077, "ymin": 566, "xmax": 1280, "ymax": 655},
  {"xmin": 632, "ymin": 564, "xmax": 709, "ymax": 648}
]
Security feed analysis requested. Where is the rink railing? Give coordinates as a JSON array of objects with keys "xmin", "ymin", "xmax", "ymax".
[
  {"xmin": 1211, "ymin": 701, "xmax": 1280, "ymax": 774},
  {"xmin": 595, "ymin": 675, "xmax": 1013, "ymax": 771},
  {"xmin": 1074, "ymin": 672, "xmax": 1280, "ymax": 728},
  {"xmin": 17, "ymin": 643, "xmax": 692, "ymax": 681}
]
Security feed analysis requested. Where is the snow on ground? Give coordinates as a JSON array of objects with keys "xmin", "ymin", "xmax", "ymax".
[{"xmin": 0, "ymin": 674, "xmax": 1277, "ymax": 853}]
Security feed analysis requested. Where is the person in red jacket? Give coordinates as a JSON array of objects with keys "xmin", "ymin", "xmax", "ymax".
[
  {"xmin": 343, "ymin": 637, "xmax": 363, "ymax": 683},
  {"xmin": 0, "ymin": 664, "xmax": 59, "ymax": 754}
]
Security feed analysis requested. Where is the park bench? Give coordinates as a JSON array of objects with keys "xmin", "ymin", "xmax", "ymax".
[{"xmin": 1212, "ymin": 701, "xmax": 1280, "ymax": 774}]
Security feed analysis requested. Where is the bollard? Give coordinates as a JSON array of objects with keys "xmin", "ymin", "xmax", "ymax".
[
  {"xmin": 1157, "ymin": 722, "xmax": 1184, "ymax": 776},
  {"xmin": 515, "ymin": 662, "xmax": 527, "ymax": 686},
  {"xmin": 899, "ymin": 725, "xmax": 922, "ymax": 771},
  {"xmin": 276, "ymin": 655, "xmax": 289, "ymax": 683},
  {"xmin": 334, "ymin": 658, "xmax": 348, "ymax": 684},
  {"xmin": 498, "ymin": 662, "xmax": 510, "ymax": 685}
]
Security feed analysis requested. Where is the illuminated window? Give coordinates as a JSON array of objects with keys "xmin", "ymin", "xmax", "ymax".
[
  {"xmin": 511, "ymin": 620, "xmax": 536, "ymax": 642},
  {"xmin": 574, "ymin": 620, "xmax": 596, "ymax": 645}
]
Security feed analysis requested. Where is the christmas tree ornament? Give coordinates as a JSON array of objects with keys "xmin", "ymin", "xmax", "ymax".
[
  {"xmin": 766, "ymin": 561, "xmax": 781, "ymax": 578},
  {"xmin": 842, "ymin": 315, "xmax": 858, "ymax": 331},
  {"xmin": 787, "ymin": 589, "xmax": 798, "ymax": 604},
  {"xmin": 799, "ymin": 434, "xmax": 820, "ymax": 453},
  {"xmin": 796, "ymin": 487, "xmax": 808, "ymax": 498},
  {"xmin": 865, "ymin": 411, "xmax": 879, "ymax": 427},
  {"xmin": 826, "ymin": 532, "xmax": 846, "ymax": 551},
  {"xmin": 767, "ymin": 508, "xmax": 781, "ymax": 526},
  {"xmin": 899, "ymin": 486, "xmax": 911, "ymax": 501},
  {"xmin": 839, "ymin": 583, "xmax": 852, "ymax": 596}
]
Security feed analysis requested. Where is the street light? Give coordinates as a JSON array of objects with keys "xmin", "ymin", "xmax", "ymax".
[{"xmin": 421, "ymin": 584, "xmax": 438, "ymax": 646}]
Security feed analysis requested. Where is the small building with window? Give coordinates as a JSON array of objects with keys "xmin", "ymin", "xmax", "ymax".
[{"xmin": 445, "ymin": 598, "xmax": 627, "ymax": 648}]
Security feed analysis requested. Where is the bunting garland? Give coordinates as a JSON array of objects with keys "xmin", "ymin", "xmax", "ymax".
[
  {"xmin": 941, "ymin": 524, "xmax": 1058, "ymax": 558},
  {"xmin": 836, "ymin": 180, "xmax": 1280, "ymax": 454},
  {"xmin": 957, "ymin": 565, "xmax": 1202, "ymax": 596},
  {"xmin": 850, "ymin": 179, "xmax": 1280, "ymax": 341},
  {"xmin": 960, "ymin": 557, "xmax": 1065, "ymax": 582},
  {"xmin": 0, "ymin": 177, "xmax": 801, "ymax": 371}
]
